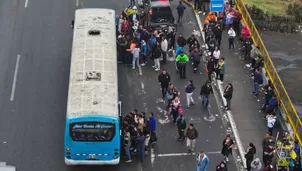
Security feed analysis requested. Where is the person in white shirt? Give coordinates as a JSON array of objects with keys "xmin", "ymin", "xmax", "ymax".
[
  {"xmin": 161, "ymin": 36, "xmax": 168, "ymax": 63},
  {"xmin": 227, "ymin": 27, "xmax": 236, "ymax": 50},
  {"xmin": 266, "ymin": 114, "xmax": 276, "ymax": 135},
  {"xmin": 132, "ymin": 44, "xmax": 140, "ymax": 70},
  {"xmin": 212, "ymin": 46, "xmax": 220, "ymax": 65}
]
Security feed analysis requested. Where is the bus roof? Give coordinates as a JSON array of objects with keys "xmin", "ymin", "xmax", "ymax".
[{"xmin": 67, "ymin": 8, "xmax": 118, "ymax": 119}]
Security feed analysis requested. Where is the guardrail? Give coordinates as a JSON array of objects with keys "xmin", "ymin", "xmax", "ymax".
[{"xmin": 234, "ymin": 0, "xmax": 302, "ymax": 144}]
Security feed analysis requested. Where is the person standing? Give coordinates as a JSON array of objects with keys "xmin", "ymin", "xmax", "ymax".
[
  {"xmin": 196, "ymin": 151, "xmax": 210, "ymax": 171},
  {"xmin": 207, "ymin": 58, "xmax": 216, "ymax": 81},
  {"xmin": 176, "ymin": 1, "xmax": 186, "ymax": 24},
  {"xmin": 147, "ymin": 112, "xmax": 157, "ymax": 144},
  {"xmin": 140, "ymin": 40, "xmax": 148, "ymax": 66},
  {"xmin": 223, "ymin": 83, "xmax": 233, "ymax": 110},
  {"xmin": 185, "ymin": 80, "xmax": 196, "ymax": 108},
  {"xmin": 216, "ymin": 161, "xmax": 227, "ymax": 171},
  {"xmin": 161, "ymin": 36, "xmax": 168, "ymax": 63},
  {"xmin": 245, "ymin": 143, "xmax": 256, "ymax": 171},
  {"xmin": 158, "ymin": 69, "xmax": 171, "ymax": 99},
  {"xmin": 216, "ymin": 58, "xmax": 226, "ymax": 82},
  {"xmin": 221, "ymin": 134, "xmax": 234, "ymax": 162},
  {"xmin": 123, "ymin": 128, "xmax": 132, "ymax": 163},
  {"xmin": 153, "ymin": 41, "xmax": 162, "ymax": 71},
  {"xmin": 213, "ymin": 46, "xmax": 221, "ymax": 65},
  {"xmin": 266, "ymin": 114, "xmax": 276, "ymax": 135},
  {"xmin": 176, "ymin": 114, "xmax": 186, "ymax": 141},
  {"xmin": 176, "ymin": 51, "xmax": 189, "ymax": 79},
  {"xmin": 186, "ymin": 123, "xmax": 198, "ymax": 153},
  {"xmin": 132, "ymin": 44, "xmax": 140, "ymax": 70},
  {"xmin": 228, "ymin": 27, "xmax": 236, "ymax": 50},
  {"xmin": 200, "ymin": 80, "xmax": 213, "ymax": 108},
  {"xmin": 253, "ymin": 68, "xmax": 263, "ymax": 97},
  {"xmin": 136, "ymin": 131, "xmax": 145, "ymax": 162},
  {"xmin": 169, "ymin": 96, "xmax": 182, "ymax": 123},
  {"xmin": 177, "ymin": 33, "xmax": 187, "ymax": 47},
  {"xmin": 190, "ymin": 47, "xmax": 201, "ymax": 73}
]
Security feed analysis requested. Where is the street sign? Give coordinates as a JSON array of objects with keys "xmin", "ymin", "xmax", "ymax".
[{"xmin": 210, "ymin": 0, "xmax": 224, "ymax": 12}]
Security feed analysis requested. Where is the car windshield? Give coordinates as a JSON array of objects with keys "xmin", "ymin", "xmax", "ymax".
[
  {"xmin": 151, "ymin": 7, "xmax": 173, "ymax": 23},
  {"xmin": 70, "ymin": 122, "xmax": 115, "ymax": 142}
]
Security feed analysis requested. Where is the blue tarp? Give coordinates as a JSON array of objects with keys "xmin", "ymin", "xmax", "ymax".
[{"xmin": 210, "ymin": 0, "xmax": 224, "ymax": 12}]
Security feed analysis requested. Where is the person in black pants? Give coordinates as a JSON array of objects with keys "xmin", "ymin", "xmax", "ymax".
[
  {"xmin": 176, "ymin": 114, "xmax": 186, "ymax": 141},
  {"xmin": 176, "ymin": 1, "xmax": 186, "ymax": 24},
  {"xmin": 158, "ymin": 69, "xmax": 171, "ymax": 99}
]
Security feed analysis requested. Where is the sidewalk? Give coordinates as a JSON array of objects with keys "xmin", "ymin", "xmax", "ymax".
[{"xmin": 181, "ymin": 0, "xmax": 284, "ymax": 168}]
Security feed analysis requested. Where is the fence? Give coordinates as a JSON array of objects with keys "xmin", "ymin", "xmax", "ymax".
[{"xmin": 234, "ymin": 0, "xmax": 302, "ymax": 144}]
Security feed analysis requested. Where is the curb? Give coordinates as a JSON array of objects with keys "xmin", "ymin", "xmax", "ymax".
[{"xmin": 182, "ymin": 0, "xmax": 247, "ymax": 169}]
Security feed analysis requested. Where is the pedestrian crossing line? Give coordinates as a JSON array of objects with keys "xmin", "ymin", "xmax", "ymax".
[{"xmin": 155, "ymin": 151, "xmax": 220, "ymax": 157}]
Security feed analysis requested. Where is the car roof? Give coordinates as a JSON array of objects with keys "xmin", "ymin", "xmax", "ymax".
[{"xmin": 150, "ymin": 1, "xmax": 171, "ymax": 7}]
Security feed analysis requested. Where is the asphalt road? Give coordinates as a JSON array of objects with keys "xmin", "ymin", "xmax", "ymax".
[{"xmin": 0, "ymin": 0, "xmax": 237, "ymax": 171}]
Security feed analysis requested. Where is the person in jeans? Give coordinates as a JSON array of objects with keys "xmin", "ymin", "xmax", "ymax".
[
  {"xmin": 185, "ymin": 80, "xmax": 196, "ymax": 108},
  {"xmin": 176, "ymin": 114, "xmax": 186, "ymax": 141},
  {"xmin": 176, "ymin": 1, "xmax": 186, "ymax": 24},
  {"xmin": 132, "ymin": 44, "xmax": 140, "ymax": 70},
  {"xmin": 200, "ymin": 80, "xmax": 213, "ymax": 108},
  {"xmin": 253, "ymin": 68, "xmax": 263, "ymax": 97},
  {"xmin": 186, "ymin": 123, "xmax": 198, "ymax": 153},
  {"xmin": 158, "ymin": 69, "xmax": 171, "ymax": 99},
  {"xmin": 223, "ymin": 83, "xmax": 233, "ymax": 110},
  {"xmin": 123, "ymin": 129, "xmax": 132, "ymax": 163},
  {"xmin": 196, "ymin": 151, "xmax": 210, "ymax": 171},
  {"xmin": 227, "ymin": 27, "xmax": 236, "ymax": 50}
]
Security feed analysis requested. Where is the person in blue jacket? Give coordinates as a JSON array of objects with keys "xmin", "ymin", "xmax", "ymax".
[
  {"xmin": 196, "ymin": 151, "xmax": 210, "ymax": 171},
  {"xmin": 175, "ymin": 46, "xmax": 184, "ymax": 57},
  {"xmin": 149, "ymin": 36, "xmax": 157, "ymax": 50},
  {"xmin": 147, "ymin": 112, "xmax": 157, "ymax": 144},
  {"xmin": 141, "ymin": 40, "xmax": 148, "ymax": 66}
]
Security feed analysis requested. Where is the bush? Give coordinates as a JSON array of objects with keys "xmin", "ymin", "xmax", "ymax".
[{"xmin": 246, "ymin": 5, "xmax": 299, "ymax": 33}]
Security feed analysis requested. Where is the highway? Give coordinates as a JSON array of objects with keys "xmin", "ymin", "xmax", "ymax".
[{"xmin": 0, "ymin": 0, "xmax": 237, "ymax": 171}]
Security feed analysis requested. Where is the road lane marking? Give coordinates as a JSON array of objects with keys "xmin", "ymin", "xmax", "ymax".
[
  {"xmin": 10, "ymin": 55, "xmax": 21, "ymax": 101},
  {"xmin": 156, "ymin": 151, "xmax": 221, "ymax": 157},
  {"xmin": 151, "ymin": 148, "xmax": 155, "ymax": 166},
  {"xmin": 24, "ymin": 0, "xmax": 28, "ymax": 8},
  {"xmin": 138, "ymin": 66, "xmax": 142, "ymax": 75},
  {"xmin": 76, "ymin": 0, "xmax": 79, "ymax": 7}
]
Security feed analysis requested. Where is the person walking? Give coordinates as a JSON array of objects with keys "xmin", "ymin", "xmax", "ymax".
[
  {"xmin": 185, "ymin": 80, "xmax": 196, "ymax": 108},
  {"xmin": 190, "ymin": 47, "xmax": 201, "ymax": 73},
  {"xmin": 228, "ymin": 27, "xmax": 236, "ymax": 50},
  {"xmin": 216, "ymin": 57, "xmax": 226, "ymax": 82},
  {"xmin": 166, "ymin": 83, "xmax": 179, "ymax": 109},
  {"xmin": 176, "ymin": 50, "xmax": 189, "ymax": 79},
  {"xmin": 147, "ymin": 112, "xmax": 157, "ymax": 144},
  {"xmin": 223, "ymin": 83, "xmax": 233, "ymax": 110},
  {"xmin": 161, "ymin": 36, "xmax": 168, "ymax": 63},
  {"xmin": 245, "ymin": 143, "xmax": 256, "ymax": 171},
  {"xmin": 186, "ymin": 123, "xmax": 198, "ymax": 153},
  {"xmin": 140, "ymin": 40, "xmax": 148, "ymax": 66},
  {"xmin": 196, "ymin": 151, "xmax": 210, "ymax": 171},
  {"xmin": 176, "ymin": 1, "xmax": 186, "ymax": 25},
  {"xmin": 123, "ymin": 128, "xmax": 132, "ymax": 163},
  {"xmin": 177, "ymin": 33, "xmax": 187, "ymax": 47},
  {"xmin": 253, "ymin": 68, "xmax": 263, "ymax": 97},
  {"xmin": 216, "ymin": 161, "xmax": 228, "ymax": 171},
  {"xmin": 169, "ymin": 96, "xmax": 182, "ymax": 123},
  {"xmin": 221, "ymin": 134, "xmax": 234, "ymax": 162},
  {"xmin": 158, "ymin": 69, "xmax": 171, "ymax": 99},
  {"xmin": 153, "ymin": 41, "xmax": 162, "ymax": 71},
  {"xmin": 200, "ymin": 80, "xmax": 213, "ymax": 108},
  {"xmin": 206, "ymin": 57, "xmax": 216, "ymax": 81},
  {"xmin": 176, "ymin": 114, "xmax": 186, "ymax": 141}
]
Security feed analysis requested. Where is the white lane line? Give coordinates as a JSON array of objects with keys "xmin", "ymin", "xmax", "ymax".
[
  {"xmin": 151, "ymin": 148, "xmax": 155, "ymax": 166},
  {"xmin": 137, "ymin": 162, "xmax": 143, "ymax": 171},
  {"xmin": 76, "ymin": 0, "xmax": 79, "ymax": 7},
  {"xmin": 24, "ymin": 0, "xmax": 29, "ymax": 8},
  {"xmin": 138, "ymin": 66, "xmax": 142, "ymax": 75},
  {"xmin": 10, "ymin": 55, "xmax": 21, "ymax": 101},
  {"xmin": 156, "ymin": 151, "xmax": 221, "ymax": 157}
]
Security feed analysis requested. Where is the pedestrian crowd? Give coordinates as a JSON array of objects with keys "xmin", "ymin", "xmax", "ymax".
[{"xmin": 115, "ymin": 0, "xmax": 301, "ymax": 171}]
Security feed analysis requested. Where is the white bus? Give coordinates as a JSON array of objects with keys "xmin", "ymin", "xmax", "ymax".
[{"xmin": 64, "ymin": 8, "xmax": 121, "ymax": 165}]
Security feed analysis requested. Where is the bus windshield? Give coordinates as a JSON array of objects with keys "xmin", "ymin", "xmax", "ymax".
[{"xmin": 70, "ymin": 122, "xmax": 115, "ymax": 142}]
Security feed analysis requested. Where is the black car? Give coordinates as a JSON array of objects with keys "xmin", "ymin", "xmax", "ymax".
[{"xmin": 144, "ymin": 0, "xmax": 176, "ymax": 32}]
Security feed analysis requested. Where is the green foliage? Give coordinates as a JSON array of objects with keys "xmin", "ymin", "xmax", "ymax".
[{"xmin": 287, "ymin": 3, "xmax": 302, "ymax": 23}]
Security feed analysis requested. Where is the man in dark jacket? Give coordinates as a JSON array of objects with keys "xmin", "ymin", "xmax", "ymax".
[
  {"xmin": 153, "ymin": 42, "xmax": 162, "ymax": 71},
  {"xmin": 167, "ymin": 29, "xmax": 176, "ymax": 50},
  {"xmin": 185, "ymin": 80, "xmax": 195, "ymax": 107},
  {"xmin": 207, "ymin": 57, "xmax": 216, "ymax": 81},
  {"xmin": 147, "ymin": 112, "xmax": 157, "ymax": 144},
  {"xmin": 200, "ymin": 80, "xmax": 213, "ymax": 108},
  {"xmin": 223, "ymin": 83, "xmax": 233, "ymax": 110},
  {"xmin": 117, "ymin": 35, "xmax": 128, "ymax": 64},
  {"xmin": 213, "ymin": 25, "xmax": 222, "ymax": 48},
  {"xmin": 158, "ymin": 69, "xmax": 171, "ymax": 99},
  {"xmin": 253, "ymin": 68, "xmax": 263, "ymax": 97},
  {"xmin": 177, "ymin": 33, "xmax": 187, "ymax": 47},
  {"xmin": 187, "ymin": 35, "xmax": 198, "ymax": 52},
  {"xmin": 176, "ymin": 1, "xmax": 186, "ymax": 24},
  {"xmin": 190, "ymin": 47, "xmax": 201, "ymax": 73},
  {"xmin": 176, "ymin": 114, "xmax": 186, "ymax": 141},
  {"xmin": 186, "ymin": 123, "xmax": 198, "ymax": 153}
]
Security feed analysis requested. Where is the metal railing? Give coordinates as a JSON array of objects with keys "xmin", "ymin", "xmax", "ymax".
[{"xmin": 234, "ymin": 0, "xmax": 302, "ymax": 144}]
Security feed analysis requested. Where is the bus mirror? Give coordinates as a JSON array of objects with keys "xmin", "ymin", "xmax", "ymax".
[{"xmin": 118, "ymin": 101, "xmax": 122, "ymax": 116}]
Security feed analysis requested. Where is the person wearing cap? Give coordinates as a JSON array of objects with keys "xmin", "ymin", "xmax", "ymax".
[
  {"xmin": 129, "ymin": 6, "xmax": 139, "ymax": 23},
  {"xmin": 185, "ymin": 80, "xmax": 196, "ymax": 107},
  {"xmin": 176, "ymin": 50, "xmax": 189, "ymax": 79},
  {"xmin": 196, "ymin": 151, "xmax": 210, "ymax": 171},
  {"xmin": 186, "ymin": 123, "xmax": 198, "ymax": 153}
]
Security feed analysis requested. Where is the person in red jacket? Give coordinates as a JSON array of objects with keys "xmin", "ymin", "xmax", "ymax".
[
  {"xmin": 121, "ymin": 19, "xmax": 131, "ymax": 34},
  {"xmin": 241, "ymin": 25, "xmax": 250, "ymax": 40}
]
